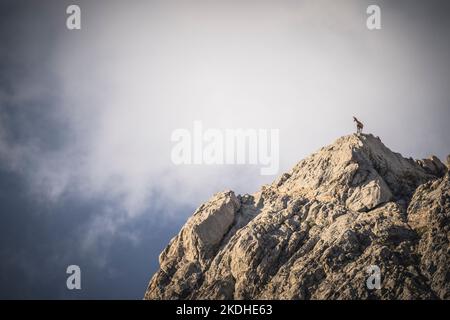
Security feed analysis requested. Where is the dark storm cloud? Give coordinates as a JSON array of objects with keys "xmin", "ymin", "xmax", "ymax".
[
  {"xmin": 0, "ymin": 1, "xmax": 190, "ymax": 298},
  {"xmin": 0, "ymin": 167, "xmax": 187, "ymax": 299}
]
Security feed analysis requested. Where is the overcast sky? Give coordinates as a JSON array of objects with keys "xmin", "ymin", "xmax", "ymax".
[{"xmin": 0, "ymin": 0, "xmax": 449, "ymax": 298}]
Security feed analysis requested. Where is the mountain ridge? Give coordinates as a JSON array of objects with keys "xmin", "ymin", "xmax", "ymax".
[{"xmin": 145, "ymin": 133, "xmax": 449, "ymax": 299}]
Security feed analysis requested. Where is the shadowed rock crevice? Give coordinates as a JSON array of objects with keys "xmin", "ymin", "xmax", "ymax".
[{"xmin": 145, "ymin": 134, "xmax": 449, "ymax": 300}]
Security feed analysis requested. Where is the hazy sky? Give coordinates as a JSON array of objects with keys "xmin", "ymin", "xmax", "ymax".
[{"xmin": 0, "ymin": 0, "xmax": 449, "ymax": 298}]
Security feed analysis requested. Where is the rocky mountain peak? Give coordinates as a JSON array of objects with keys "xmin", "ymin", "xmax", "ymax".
[
  {"xmin": 276, "ymin": 133, "xmax": 434, "ymax": 212},
  {"xmin": 145, "ymin": 134, "xmax": 449, "ymax": 300}
]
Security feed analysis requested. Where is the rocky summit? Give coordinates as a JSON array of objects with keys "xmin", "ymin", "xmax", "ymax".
[{"xmin": 144, "ymin": 134, "xmax": 449, "ymax": 300}]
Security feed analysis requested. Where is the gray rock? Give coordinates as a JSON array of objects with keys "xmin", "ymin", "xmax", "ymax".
[
  {"xmin": 144, "ymin": 134, "xmax": 449, "ymax": 300},
  {"xmin": 416, "ymin": 155, "xmax": 447, "ymax": 177}
]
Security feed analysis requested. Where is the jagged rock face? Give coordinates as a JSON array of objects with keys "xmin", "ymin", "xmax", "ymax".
[
  {"xmin": 407, "ymin": 174, "xmax": 450, "ymax": 299},
  {"xmin": 144, "ymin": 134, "xmax": 449, "ymax": 300},
  {"xmin": 417, "ymin": 156, "xmax": 447, "ymax": 178},
  {"xmin": 278, "ymin": 134, "xmax": 432, "ymax": 212},
  {"xmin": 146, "ymin": 191, "xmax": 241, "ymax": 299}
]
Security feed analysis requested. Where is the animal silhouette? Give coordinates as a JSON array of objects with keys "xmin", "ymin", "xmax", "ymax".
[{"xmin": 353, "ymin": 116, "xmax": 364, "ymax": 134}]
